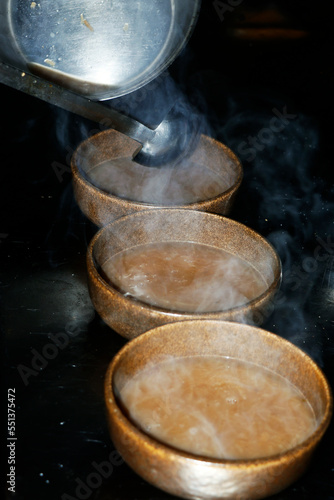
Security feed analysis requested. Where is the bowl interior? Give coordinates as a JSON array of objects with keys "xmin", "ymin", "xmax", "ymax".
[
  {"xmin": 110, "ymin": 320, "xmax": 332, "ymax": 459},
  {"xmin": 92, "ymin": 209, "xmax": 281, "ymax": 315},
  {"xmin": 74, "ymin": 130, "xmax": 243, "ymax": 206}
]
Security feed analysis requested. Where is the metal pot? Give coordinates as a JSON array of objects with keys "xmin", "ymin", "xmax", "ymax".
[{"xmin": 0, "ymin": 0, "xmax": 200, "ymax": 100}]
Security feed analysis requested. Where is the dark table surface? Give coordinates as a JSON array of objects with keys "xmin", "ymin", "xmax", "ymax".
[{"xmin": 2, "ymin": 1, "xmax": 334, "ymax": 499}]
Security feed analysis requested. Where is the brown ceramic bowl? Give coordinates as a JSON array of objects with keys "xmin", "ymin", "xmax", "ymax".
[
  {"xmin": 71, "ymin": 129, "xmax": 243, "ymax": 227},
  {"xmin": 104, "ymin": 320, "xmax": 332, "ymax": 500},
  {"xmin": 87, "ymin": 209, "xmax": 282, "ymax": 339}
]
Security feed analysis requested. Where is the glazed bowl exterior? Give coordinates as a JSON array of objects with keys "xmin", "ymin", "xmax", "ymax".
[
  {"xmin": 104, "ymin": 320, "xmax": 333, "ymax": 500},
  {"xmin": 71, "ymin": 129, "xmax": 243, "ymax": 227},
  {"xmin": 87, "ymin": 209, "xmax": 282, "ymax": 339}
]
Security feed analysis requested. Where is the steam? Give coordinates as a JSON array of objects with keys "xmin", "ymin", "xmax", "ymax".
[
  {"xmin": 206, "ymin": 85, "xmax": 334, "ymax": 362},
  {"xmin": 84, "ymin": 139, "xmax": 236, "ymax": 206},
  {"xmin": 46, "ymin": 53, "xmax": 332, "ymax": 365},
  {"xmin": 70, "ymin": 70, "xmax": 233, "ymax": 210}
]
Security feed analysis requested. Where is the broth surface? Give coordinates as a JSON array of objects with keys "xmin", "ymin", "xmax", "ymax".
[
  {"xmin": 117, "ymin": 356, "xmax": 317, "ymax": 460},
  {"xmin": 87, "ymin": 159, "xmax": 232, "ymax": 204},
  {"xmin": 101, "ymin": 241, "xmax": 267, "ymax": 312}
]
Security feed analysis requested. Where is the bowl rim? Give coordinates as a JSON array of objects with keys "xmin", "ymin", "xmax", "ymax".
[
  {"xmin": 104, "ymin": 319, "xmax": 333, "ymax": 468},
  {"xmin": 71, "ymin": 130, "xmax": 244, "ymax": 208},
  {"xmin": 87, "ymin": 208, "xmax": 283, "ymax": 317}
]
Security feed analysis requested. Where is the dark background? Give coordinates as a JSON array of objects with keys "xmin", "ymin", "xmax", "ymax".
[{"xmin": 1, "ymin": 1, "xmax": 334, "ymax": 499}]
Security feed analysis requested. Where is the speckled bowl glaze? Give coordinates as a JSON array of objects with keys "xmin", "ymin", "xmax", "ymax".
[
  {"xmin": 105, "ymin": 320, "xmax": 332, "ymax": 500},
  {"xmin": 71, "ymin": 129, "xmax": 243, "ymax": 227},
  {"xmin": 86, "ymin": 209, "xmax": 282, "ymax": 339}
]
